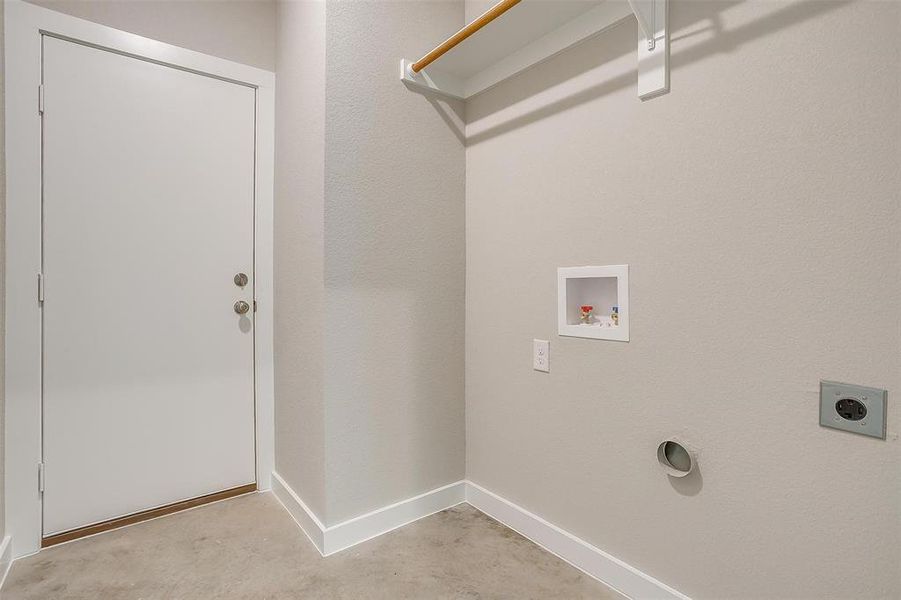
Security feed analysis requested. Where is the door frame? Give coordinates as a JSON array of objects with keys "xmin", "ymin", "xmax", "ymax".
[{"xmin": 4, "ymin": 0, "xmax": 276, "ymax": 559}]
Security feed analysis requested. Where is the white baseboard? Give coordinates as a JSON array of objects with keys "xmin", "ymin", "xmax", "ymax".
[
  {"xmin": 271, "ymin": 474, "xmax": 688, "ymax": 600},
  {"xmin": 465, "ymin": 482, "xmax": 689, "ymax": 600},
  {"xmin": 324, "ymin": 480, "xmax": 466, "ymax": 555},
  {"xmin": 271, "ymin": 472, "xmax": 327, "ymax": 554},
  {"xmin": 0, "ymin": 535, "xmax": 13, "ymax": 591},
  {"xmin": 271, "ymin": 472, "xmax": 466, "ymax": 557}
]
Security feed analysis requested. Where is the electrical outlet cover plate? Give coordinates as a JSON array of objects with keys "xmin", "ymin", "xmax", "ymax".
[
  {"xmin": 819, "ymin": 380, "xmax": 886, "ymax": 439},
  {"xmin": 533, "ymin": 339, "xmax": 549, "ymax": 373}
]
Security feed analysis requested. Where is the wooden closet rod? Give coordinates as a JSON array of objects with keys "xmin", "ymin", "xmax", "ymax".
[{"xmin": 411, "ymin": 0, "xmax": 522, "ymax": 73}]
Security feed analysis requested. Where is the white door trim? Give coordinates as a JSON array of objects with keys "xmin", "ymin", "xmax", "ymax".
[{"xmin": 3, "ymin": 0, "xmax": 275, "ymax": 559}]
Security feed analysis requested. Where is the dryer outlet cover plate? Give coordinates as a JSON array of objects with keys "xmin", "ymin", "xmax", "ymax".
[{"xmin": 820, "ymin": 380, "xmax": 886, "ymax": 440}]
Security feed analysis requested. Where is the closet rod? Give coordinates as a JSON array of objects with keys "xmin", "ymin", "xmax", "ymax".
[{"xmin": 411, "ymin": 0, "xmax": 522, "ymax": 73}]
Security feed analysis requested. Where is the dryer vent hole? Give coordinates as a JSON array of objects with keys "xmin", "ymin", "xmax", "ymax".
[
  {"xmin": 662, "ymin": 441, "xmax": 692, "ymax": 472},
  {"xmin": 835, "ymin": 398, "xmax": 867, "ymax": 421}
]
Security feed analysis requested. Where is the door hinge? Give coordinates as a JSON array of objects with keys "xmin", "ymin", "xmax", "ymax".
[
  {"xmin": 38, "ymin": 273, "xmax": 45, "ymax": 303},
  {"xmin": 38, "ymin": 84, "xmax": 44, "ymax": 115},
  {"xmin": 38, "ymin": 462, "xmax": 45, "ymax": 494}
]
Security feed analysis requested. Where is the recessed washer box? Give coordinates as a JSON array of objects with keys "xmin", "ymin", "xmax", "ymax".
[
  {"xmin": 557, "ymin": 265, "xmax": 629, "ymax": 341},
  {"xmin": 820, "ymin": 380, "xmax": 886, "ymax": 440}
]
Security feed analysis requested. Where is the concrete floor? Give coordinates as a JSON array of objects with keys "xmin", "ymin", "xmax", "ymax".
[{"xmin": 4, "ymin": 492, "xmax": 623, "ymax": 599}]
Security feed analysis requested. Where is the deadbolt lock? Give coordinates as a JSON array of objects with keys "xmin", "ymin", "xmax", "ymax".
[
  {"xmin": 234, "ymin": 272, "xmax": 249, "ymax": 287},
  {"xmin": 234, "ymin": 300, "xmax": 251, "ymax": 315}
]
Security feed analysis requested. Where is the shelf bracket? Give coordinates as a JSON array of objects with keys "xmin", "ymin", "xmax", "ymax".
[
  {"xmin": 627, "ymin": 0, "xmax": 655, "ymax": 50},
  {"xmin": 628, "ymin": 0, "xmax": 669, "ymax": 100},
  {"xmin": 400, "ymin": 59, "xmax": 464, "ymax": 101}
]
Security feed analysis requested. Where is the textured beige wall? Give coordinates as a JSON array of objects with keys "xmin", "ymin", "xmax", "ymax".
[
  {"xmin": 465, "ymin": 1, "xmax": 901, "ymax": 598},
  {"xmin": 321, "ymin": 0, "xmax": 465, "ymax": 524},
  {"xmin": 24, "ymin": 0, "xmax": 276, "ymax": 70},
  {"xmin": 0, "ymin": 0, "xmax": 7, "ymax": 542},
  {"xmin": 273, "ymin": 0, "xmax": 465, "ymax": 526},
  {"xmin": 273, "ymin": 0, "xmax": 327, "ymax": 519}
]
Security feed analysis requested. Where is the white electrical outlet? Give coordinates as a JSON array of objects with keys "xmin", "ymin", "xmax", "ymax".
[{"xmin": 533, "ymin": 339, "xmax": 549, "ymax": 372}]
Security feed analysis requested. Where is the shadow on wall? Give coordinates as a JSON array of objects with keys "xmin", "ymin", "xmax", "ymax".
[
  {"xmin": 410, "ymin": 0, "xmax": 853, "ymax": 145},
  {"xmin": 669, "ymin": 466, "xmax": 703, "ymax": 497},
  {"xmin": 427, "ymin": 95, "xmax": 466, "ymax": 145}
]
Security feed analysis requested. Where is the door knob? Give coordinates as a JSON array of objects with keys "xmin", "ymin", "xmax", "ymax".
[
  {"xmin": 234, "ymin": 300, "xmax": 250, "ymax": 315},
  {"xmin": 234, "ymin": 272, "xmax": 249, "ymax": 287}
]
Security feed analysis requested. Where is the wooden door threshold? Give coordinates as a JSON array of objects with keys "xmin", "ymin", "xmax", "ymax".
[{"xmin": 42, "ymin": 483, "xmax": 257, "ymax": 548}]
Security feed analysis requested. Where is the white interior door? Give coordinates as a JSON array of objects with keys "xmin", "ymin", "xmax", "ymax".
[{"xmin": 41, "ymin": 36, "xmax": 257, "ymax": 536}]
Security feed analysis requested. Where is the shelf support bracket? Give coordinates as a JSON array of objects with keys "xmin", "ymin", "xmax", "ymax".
[
  {"xmin": 399, "ymin": 59, "xmax": 464, "ymax": 101},
  {"xmin": 628, "ymin": 0, "xmax": 669, "ymax": 100},
  {"xmin": 627, "ymin": 0, "xmax": 656, "ymax": 50}
]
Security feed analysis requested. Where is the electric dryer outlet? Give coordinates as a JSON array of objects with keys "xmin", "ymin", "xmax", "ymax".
[{"xmin": 820, "ymin": 380, "xmax": 886, "ymax": 439}]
